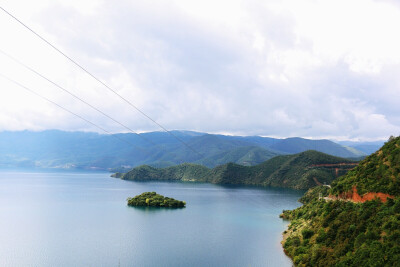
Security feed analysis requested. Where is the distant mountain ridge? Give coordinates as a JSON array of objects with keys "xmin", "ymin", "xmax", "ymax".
[
  {"xmin": 338, "ymin": 140, "xmax": 384, "ymax": 155},
  {"xmin": 119, "ymin": 150, "xmax": 358, "ymax": 190},
  {"xmin": 270, "ymin": 137, "xmax": 365, "ymax": 158},
  {"xmin": 0, "ymin": 130, "xmax": 367, "ymax": 170}
]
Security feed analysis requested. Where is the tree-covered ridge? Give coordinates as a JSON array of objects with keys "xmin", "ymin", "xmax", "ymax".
[
  {"xmin": 122, "ymin": 163, "xmax": 210, "ymax": 182},
  {"xmin": 281, "ymin": 137, "xmax": 400, "ymax": 266},
  {"xmin": 331, "ymin": 136, "xmax": 400, "ymax": 196},
  {"xmin": 196, "ymin": 146, "xmax": 279, "ymax": 167},
  {"xmin": 120, "ymin": 150, "xmax": 357, "ymax": 190},
  {"xmin": 127, "ymin": 192, "xmax": 186, "ymax": 208},
  {"xmin": 281, "ymin": 191, "xmax": 400, "ymax": 266}
]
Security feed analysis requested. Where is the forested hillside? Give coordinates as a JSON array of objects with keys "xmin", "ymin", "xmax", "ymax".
[
  {"xmin": 281, "ymin": 136, "xmax": 400, "ymax": 266},
  {"xmin": 331, "ymin": 136, "xmax": 400, "ymax": 196},
  {"xmin": 120, "ymin": 150, "xmax": 357, "ymax": 190}
]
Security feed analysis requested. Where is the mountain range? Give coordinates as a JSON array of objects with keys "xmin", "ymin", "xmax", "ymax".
[{"xmin": 0, "ymin": 129, "xmax": 377, "ymax": 170}]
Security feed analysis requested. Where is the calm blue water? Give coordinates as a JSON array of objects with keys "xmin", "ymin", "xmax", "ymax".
[{"xmin": 0, "ymin": 170, "xmax": 302, "ymax": 267}]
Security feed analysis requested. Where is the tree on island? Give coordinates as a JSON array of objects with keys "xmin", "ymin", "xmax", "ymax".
[{"xmin": 127, "ymin": 192, "xmax": 186, "ymax": 208}]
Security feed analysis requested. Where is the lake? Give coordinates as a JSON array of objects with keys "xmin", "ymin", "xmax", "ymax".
[{"xmin": 0, "ymin": 170, "xmax": 303, "ymax": 266}]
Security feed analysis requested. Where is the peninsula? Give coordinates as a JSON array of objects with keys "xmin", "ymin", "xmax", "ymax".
[{"xmin": 114, "ymin": 150, "xmax": 358, "ymax": 190}]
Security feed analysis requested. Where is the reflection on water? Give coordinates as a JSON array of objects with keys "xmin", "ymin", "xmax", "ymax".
[{"xmin": 128, "ymin": 205, "xmax": 186, "ymax": 213}]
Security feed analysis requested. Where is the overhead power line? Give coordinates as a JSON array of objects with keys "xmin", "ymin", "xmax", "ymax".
[
  {"xmin": 0, "ymin": 48, "xmax": 157, "ymax": 147},
  {"xmin": 0, "ymin": 72, "xmax": 140, "ymax": 149},
  {"xmin": 0, "ymin": 6, "xmax": 202, "ymax": 158}
]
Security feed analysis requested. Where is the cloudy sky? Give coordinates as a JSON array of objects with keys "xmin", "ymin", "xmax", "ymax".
[{"xmin": 0, "ymin": 0, "xmax": 399, "ymax": 140}]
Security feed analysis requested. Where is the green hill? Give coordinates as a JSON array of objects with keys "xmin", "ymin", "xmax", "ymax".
[
  {"xmin": 331, "ymin": 136, "xmax": 400, "ymax": 196},
  {"xmin": 156, "ymin": 135, "xmax": 279, "ymax": 166},
  {"xmin": 120, "ymin": 150, "xmax": 357, "ymax": 190},
  {"xmin": 196, "ymin": 146, "xmax": 279, "ymax": 167},
  {"xmin": 252, "ymin": 150, "xmax": 357, "ymax": 189},
  {"xmin": 281, "ymin": 136, "xmax": 400, "ymax": 266},
  {"xmin": 122, "ymin": 163, "xmax": 210, "ymax": 182}
]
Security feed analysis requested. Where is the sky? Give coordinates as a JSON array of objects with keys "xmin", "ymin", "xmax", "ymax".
[{"xmin": 0, "ymin": 0, "xmax": 400, "ymax": 141}]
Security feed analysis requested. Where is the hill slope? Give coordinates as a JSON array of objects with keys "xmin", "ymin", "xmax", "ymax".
[
  {"xmin": 331, "ymin": 136, "xmax": 400, "ymax": 196},
  {"xmin": 196, "ymin": 146, "xmax": 279, "ymax": 167},
  {"xmin": 120, "ymin": 150, "xmax": 357, "ymax": 190},
  {"xmin": 281, "ymin": 136, "xmax": 400, "ymax": 266},
  {"xmin": 121, "ymin": 163, "xmax": 210, "ymax": 182}
]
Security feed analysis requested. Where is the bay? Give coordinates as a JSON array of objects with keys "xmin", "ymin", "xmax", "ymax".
[{"xmin": 0, "ymin": 170, "xmax": 302, "ymax": 266}]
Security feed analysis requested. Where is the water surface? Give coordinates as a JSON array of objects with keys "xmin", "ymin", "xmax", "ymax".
[{"xmin": 0, "ymin": 171, "xmax": 302, "ymax": 266}]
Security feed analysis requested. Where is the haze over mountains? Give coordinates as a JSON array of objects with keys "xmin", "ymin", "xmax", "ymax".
[{"xmin": 0, "ymin": 130, "xmax": 382, "ymax": 170}]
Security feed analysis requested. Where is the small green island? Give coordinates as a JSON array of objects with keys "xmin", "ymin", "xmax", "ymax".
[{"xmin": 127, "ymin": 192, "xmax": 186, "ymax": 208}]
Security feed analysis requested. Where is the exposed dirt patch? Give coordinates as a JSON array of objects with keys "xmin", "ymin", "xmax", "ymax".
[{"xmin": 329, "ymin": 186, "xmax": 394, "ymax": 203}]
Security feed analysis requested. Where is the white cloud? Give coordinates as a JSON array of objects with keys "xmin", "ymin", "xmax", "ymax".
[{"xmin": 0, "ymin": 0, "xmax": 399, "ymax": 140}]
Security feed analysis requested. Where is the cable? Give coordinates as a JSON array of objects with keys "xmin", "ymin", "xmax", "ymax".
[
  {"xmin": 0, "ymin": 6, "xmax": 203, "ymax": 158},
  {"xmin": 0, "ymin": 48, "xmax": 157, "ymax": 147},
  {"xmin": 0, "ymin": 72, "xmax": 141, "ymax": 149}
]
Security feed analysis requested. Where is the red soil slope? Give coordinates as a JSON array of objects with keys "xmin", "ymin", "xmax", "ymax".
[{"xmin": 332, "ymin": 186, "xmax": 394, "ymax": 203}]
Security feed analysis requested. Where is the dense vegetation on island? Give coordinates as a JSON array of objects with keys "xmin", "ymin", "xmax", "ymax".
[
  {"xmin": 281, "ymin": 136, "xmax": 400, "ymax": 266},
  {"xmin": 127, "ymin": 192, "xmax": 186, "ymax": 208},
  {"xmin": 0, "ymin": 130, "xmax": 371, "ymax": 170},
  {"xmin": 118, "ymin": 151, "xmax": 357, "ymax": 190}
]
